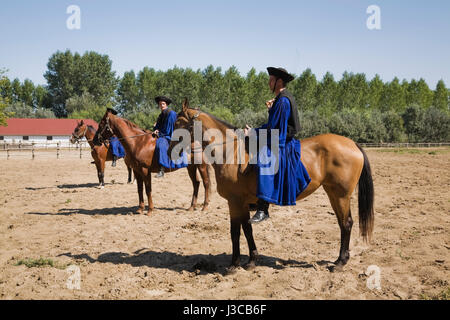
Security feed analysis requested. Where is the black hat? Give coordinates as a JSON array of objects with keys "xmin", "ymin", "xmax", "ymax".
[
  {"xmin": 155, "ymin": 96, "xmax": 173, "ymax": 105},
  {"xmin": 267, "ymin": 67, "xmax": 295, "ymax": 83}
]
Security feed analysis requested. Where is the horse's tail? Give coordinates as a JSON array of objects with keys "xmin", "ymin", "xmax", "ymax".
[{"xmin": 356, "ymin": 143, "xmax": 374, "ymax": 242}]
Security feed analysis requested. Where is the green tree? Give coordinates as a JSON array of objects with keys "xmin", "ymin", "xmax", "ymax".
[
  {"xmin": 291, "ymin": 68, "xmax": 317, "ymax": 112},
  {"xmin": 20, "ymin": 79, "xmax": 35, "ymax": 107},
  {"xmin": 44, "ymin": 50, "xmax": 117, "ymax": 117},
  {"xmin": 315, "ymin": 72, "xmax": 338, "ymax": 117},
  {"xmin": 117, "ymin": 70, "xmax": 140, "ymax": 113},
  {"xmin": 0, "ymin": 70, "xmax": 13, "ymax": 125},
  {"xmin": 381, "ymin": 77, "xmax": 406, "ymax": 112},
  {"xmin": 367, "ymin": 74, "xmax": 384, "ymax": 110},
  {"xmin": 433, "ymin": 80, "xmax": 449, "ymax": 112}
]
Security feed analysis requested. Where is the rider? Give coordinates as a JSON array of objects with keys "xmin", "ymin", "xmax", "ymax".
[
  {"xmin": 246, "ymin": 67, "xmax": 311, "ymax": 224},
  {"xmin": 110, "ymin": 135, "xmax": 125, "ymax": 167},
  {"xmin": 153, "ymin": 95, "xmax": 187, "ymax": 178}
]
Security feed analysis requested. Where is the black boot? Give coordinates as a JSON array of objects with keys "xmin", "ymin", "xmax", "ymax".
[
  {"xmin": 249, "ymin": 199, "xmax": 270, "ymax": 224},
  {"xmin": 112, "ymin": 155, "xmax": 117, "ymax": 167},
  {"xmin": 155, "ymin": 167, "xmax": 165, "ymax": 178}
]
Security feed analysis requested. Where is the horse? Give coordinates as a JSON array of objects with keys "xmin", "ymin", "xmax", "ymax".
[
  {"xmin": 93, "ymin": 109, "xmax": 212, "ymax": 214},
  {"xmin": 70, "ymin": 120, "xmax": 134, "ymax": 187},
  {"xmin": 170, "ymin": 99, "xmax": 374, "ymax": 272}
]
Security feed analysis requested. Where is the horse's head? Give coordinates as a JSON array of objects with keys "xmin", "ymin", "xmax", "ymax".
[
  {"xmin": 93, "ymin": 108, "xmax": 118, "ymax": 145},
  {"xmin": 70, "ymin": 120, "xmax": 88, "ymax": 144},
  {"xmin": 169, "ymin": 98, "xmax": 201, "ymax": 151}
]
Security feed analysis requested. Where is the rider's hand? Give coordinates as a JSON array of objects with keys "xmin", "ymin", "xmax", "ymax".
[{"xmin": 266, "ymin": 99, "xmax": 275, "ymax": 109}]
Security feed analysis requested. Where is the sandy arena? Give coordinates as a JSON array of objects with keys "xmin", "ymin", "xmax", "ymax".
[{"xmin": 0, "ymin": 148, "xmax": 449, "ymax": 300}]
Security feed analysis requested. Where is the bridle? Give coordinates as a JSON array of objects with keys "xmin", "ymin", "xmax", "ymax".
[
  {"xmin": 96, "ymin": 114, "xmax": 153, "ymax": 144},
  {"xmin": 71, "ymin": 125, "xmax": 88, "ymax": 143}
]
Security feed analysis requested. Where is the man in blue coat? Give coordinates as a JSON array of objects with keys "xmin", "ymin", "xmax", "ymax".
[
  {"xmin": 246, "ymin": 67, "xmax": 311, "ymax": 224},
  {"xmin": 153, "ymin": 95, "xmax": 188, "ymax": 178}
]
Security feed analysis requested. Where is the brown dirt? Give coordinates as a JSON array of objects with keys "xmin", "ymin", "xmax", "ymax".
[{"xmin": 0, "ymin": 148, "xmax": 449, "ymax": 300}]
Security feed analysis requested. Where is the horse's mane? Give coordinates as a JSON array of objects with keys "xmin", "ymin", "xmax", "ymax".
[
  {"xmin": 121, "ymin": 117, "xmax": 148, "ymax": 132},
  {"xmin": 87, "ymin": 125, "xmax": 96, "ymax": 132},
  {"xmin": 189, "ymin": 109, "xmax": 238, "ymax": 130}
]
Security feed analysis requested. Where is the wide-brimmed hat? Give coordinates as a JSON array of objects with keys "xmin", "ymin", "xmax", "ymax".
[
  {"xmin": 155, "ymin": 96, "xmax": 173, "ymax": 105},
  {"xmin": 267, "ymin": 67, "xmax": 295, "ymax": 83}
]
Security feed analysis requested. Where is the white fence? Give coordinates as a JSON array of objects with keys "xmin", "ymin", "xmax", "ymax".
[
  {"xmin": 359, "ymin": 142, "xmax": 450, "ymax": 148},
  {"xmin": 0, "ymin": 141, "xmax": 92, "ymax": 159}
]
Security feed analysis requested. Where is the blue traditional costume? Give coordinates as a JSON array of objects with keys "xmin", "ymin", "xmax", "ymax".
[
  {"xmin": 250, "ymin": 67, "xmax": 311, "ymax": 224},
  {"xmin": 109, "ymin": 136, "xmax": 125, "ymax": 167},
  {"xmin": 153, "ymin": 96, "xmax": 188, "ymax": 177}
]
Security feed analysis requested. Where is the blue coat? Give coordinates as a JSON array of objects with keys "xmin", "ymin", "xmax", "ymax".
[
  {"xmin": 256, "ymin": 96, "xmax": 311, "ymax": 206},
  {"xmin": 109, "ymin": 137, "xmax": 125, "ymax": 158},
  {"xmin": 154, "ymin": 109, "xmax": 188, "ymax": 169}
]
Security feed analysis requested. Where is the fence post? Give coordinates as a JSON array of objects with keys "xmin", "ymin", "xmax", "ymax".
[
  {"xmin": 32, "ymin": 142, "xmax": 35, "ymax": 160},
  {"xmin": 57, "ymin": 142, "xmax": 60, "ymax": 159},
  {"xmin": 7, "ymin": 149, "xmax": 10, "ymax": 160}
]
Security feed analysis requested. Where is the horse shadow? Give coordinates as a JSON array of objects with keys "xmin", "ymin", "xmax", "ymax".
[
  {"xmin": 26, "ymin": 206, "xmax": 139, "ymax": 216},
  {"xmin": 58, "ymin": 249, "xmax": 317, "ymax": 275},
  {"xmin": 57, "ymin": 183, "xmax": 108, "ymax": 189},
  {"xmin": 26, "ymin": 205, "xmax": 190, "ymax": 216}
]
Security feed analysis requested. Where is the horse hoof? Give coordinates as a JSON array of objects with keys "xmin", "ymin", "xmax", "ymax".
[
  {"xmin": 98, "ymin": 185, "xmax": 104, "ymax": 189},
  {"xmin": 225, "ymin": 265, "xmax": 239, "ymax": 275},
  {"xmin": 201, "ymin": 205, "xmax": 209, "ymax": 212},
  {"xmin": 187, "ymin": 206, "xmax": 195, "ymax": 212},
  {"xmin": 136, "ymin": 209, "xmax": 144, "ymax": 215},
  {"xmin": 146, "ymin": 211, "xmax": 152, "ymax": 216},
  {"xmin": 244, "ymin": 262, "xmax": 256, "ymax": 271}
]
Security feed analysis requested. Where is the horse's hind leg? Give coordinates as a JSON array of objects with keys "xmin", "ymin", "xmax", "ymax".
[
  {"xmin": 324, "ymin": 187, "xmax": 353, "ymax": 270},
  {"xmin": 136, "ymin": 176, "xmax": 145, "ymax": 214},
  {"xmin": 187, "ymin": 165, "xmax": 200, "ymax": 211},
  {"xmin": 127, "ymin": 166, "xmax": 133, "ymax": 184}
]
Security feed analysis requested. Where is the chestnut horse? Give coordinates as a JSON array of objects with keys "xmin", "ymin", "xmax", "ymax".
[
  {"xmin": 70, "ymin": 120, "xmax": 133, "ymax": 187},
  {"xmin": 93, "ymin": 109, "xmax": 211, "ymax": 214},
  {"xmin": 170, "ymin": 99, "xmax": 374, "ymax": 272}
]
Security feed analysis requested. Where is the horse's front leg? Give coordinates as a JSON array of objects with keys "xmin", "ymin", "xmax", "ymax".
[
  {"xmin": 241, "ymin": 212, "xmax": 258, "ymax": 270},
  {"xmin": 198, "ymin": 164, "xmax": 211, "ymax": 211},
  {"xmin": 226, "ymin": 215, "xmax": 241, "ymax": 274},
  {"xmin": 144, "ymin": 175, "xmax": 154, "ymax": 215},
  {"xmin": 187, "ymin": 165, "xmax": 200, "ymax": 211}
]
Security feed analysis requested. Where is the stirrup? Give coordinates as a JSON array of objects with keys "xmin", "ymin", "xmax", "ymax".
[{"xmin": 155, "ymin": 169, "xmax": 164, "ymax": 178}]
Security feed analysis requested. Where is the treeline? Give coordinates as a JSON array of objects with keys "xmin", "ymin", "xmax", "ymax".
[{"xmin": 0, "ymin": 50, "xmax": 449, "ymax": 142}]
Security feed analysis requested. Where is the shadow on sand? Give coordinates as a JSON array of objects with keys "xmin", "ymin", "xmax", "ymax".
[{"xmin": 58, "ymin": 249, "xmax": 318, "ymax": 275}]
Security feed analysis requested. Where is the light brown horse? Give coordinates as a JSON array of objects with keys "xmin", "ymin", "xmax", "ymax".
[
  {"xmin": 70, "ymin": 120, "xmax": 134, "ymax": 187},
  {"xmin": 93, "ymin": 109, "xmax": 211, "ymax": 214},
  {"xmin": 170, "ymin": 99, "xmax": 374, "ymax": 272}
]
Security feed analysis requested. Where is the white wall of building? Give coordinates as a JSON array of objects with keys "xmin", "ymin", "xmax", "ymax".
[{"xmin": 0, "ymin": 135, "xmax": 73, "ymax": 147}]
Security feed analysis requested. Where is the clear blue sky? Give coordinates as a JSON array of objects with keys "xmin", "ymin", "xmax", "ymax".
[{"xmin": 1, "ymin": 0, "xmax": 449, "ymax": 87}]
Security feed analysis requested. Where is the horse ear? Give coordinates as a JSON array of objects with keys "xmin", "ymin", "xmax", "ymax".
[
  {"xmin": 80, "ymin": 119, "xmax": 84, "ymax": 125},
  {"xmin": 182, "ymin": 97, "xmax": 189, "ymax": 113},
  {"xmin": 107, "ymin": 108, "xmax": 118, "ymax": 115}
]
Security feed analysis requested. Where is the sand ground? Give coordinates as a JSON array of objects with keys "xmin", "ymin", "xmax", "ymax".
[{"xmin": 0, "ymin": 148, "xmax": 449, "ymax": 300}]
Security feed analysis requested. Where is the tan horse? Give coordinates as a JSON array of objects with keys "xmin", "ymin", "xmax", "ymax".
[
  {"xmin": 170, "ymin": 99, "xmax": 374, "ymax": 272},
  {"xmin": 70, "ymin": 120, "xmax": 134, "ymax": 187},
  {"xmin": 93, "ymin": 109, "xmax": 211, "ymax": 214}
]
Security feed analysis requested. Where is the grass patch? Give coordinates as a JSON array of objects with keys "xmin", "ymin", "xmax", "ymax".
[
  {"xmin": 421, "ymin": 287, "xmax": 450, "ymax": 300},
  {"xmin": 15, "ymin": 257, "xmax": 69, "ymax": 269}
]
